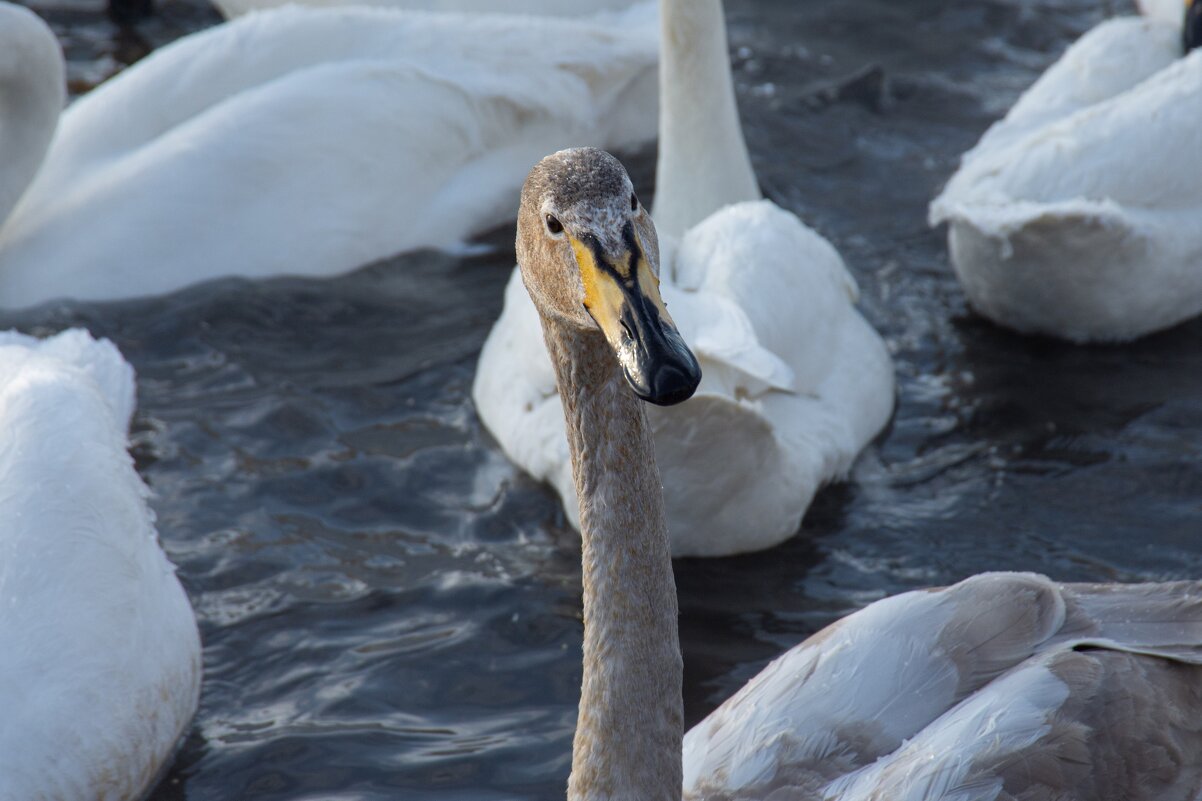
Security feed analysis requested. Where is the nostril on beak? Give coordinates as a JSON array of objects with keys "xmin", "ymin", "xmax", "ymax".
[{"xmin": 647, "ymin": 363, "xmax": 699, "ymax": 406}]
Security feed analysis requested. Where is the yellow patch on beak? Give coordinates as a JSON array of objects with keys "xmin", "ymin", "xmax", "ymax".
[
  {"xmin": 568, "ymin": 229, "xmax": 701, "ymax": 405},
  {"xmin": 571, "ymin": 236, "xmax": 627, "ymax": 343},
  {"xmin": 570, "ymin": 231, "xmax": 675, "ymax": 347}
]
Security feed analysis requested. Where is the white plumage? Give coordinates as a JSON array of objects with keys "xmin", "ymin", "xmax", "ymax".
[
  {"xmin": 0, "ymin": 1, "xmax": 657, "ymax": 308},
  {"xmin": 476, "ymin": 201, "xmax": 892, "ymax": 556},
  {"xmin": 930, "ymin": 9, "xmax": 1202, "ymax": 342},
  {"xmin": 1138, "ymin": 0, "xmax": 1186, "ymax": 25},
  {"xmin": 211, "ymin": 0, "xmax": 642, "ymax": 20},
  {"xmin": 473, "ymin": 0, "xmax": 893, "ymax": 556},
  {"xmin": 0, "ymin": 329, "xmax": 200, "ymax": 801},
  {"xmin": 683, "ymin": 572, "xmax": 1202, "ymax": 800}
]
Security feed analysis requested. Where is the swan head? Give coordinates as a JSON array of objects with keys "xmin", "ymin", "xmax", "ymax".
[{"xmin": 517, "ymin": 147, "xmax": 701, "ymax": 407}]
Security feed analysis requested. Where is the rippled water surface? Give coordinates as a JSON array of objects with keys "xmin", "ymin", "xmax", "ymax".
[{"xmin": 9, "ymin": 0, "xmax": 1202, "ymax": 798}]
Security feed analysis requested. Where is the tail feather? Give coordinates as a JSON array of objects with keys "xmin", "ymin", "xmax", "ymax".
[{"xmin": 1055, "ymin": 581, "xmax": 1202, "ymax": 663}]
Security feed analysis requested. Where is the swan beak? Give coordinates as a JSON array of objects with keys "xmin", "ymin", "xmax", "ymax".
[
  {"xmin": 570, "ymin": 228, "xmax": 702, "ymax": 406},
  {"xmin": 1187, "ymin": 0, "xmax": 1202, "ymax": 52}
]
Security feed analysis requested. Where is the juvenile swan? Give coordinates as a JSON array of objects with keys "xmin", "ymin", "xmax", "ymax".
[{"xmin": 521, "ymin": 148, "xmax": 1202, "ymax": 801}]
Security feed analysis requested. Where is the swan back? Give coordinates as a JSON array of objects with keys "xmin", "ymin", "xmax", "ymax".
[
  {"xmin": 0, "ymin": 330, "xmax": 200, "ymax": 800},
  {"xmin": 929, "ymin": 17, "xmax": 1202, "ymax": 340},
  {"xmin": 683, "ymin": 573, "xmax": 1202, "ymax": 800},
  {"xmin": 0, "ymin": 3, "xmax": 62, "ymax": 232},
  {"xmin": 475, "ymin": 198, "xmax": 893, "ymax": 556},
  {"xmin": 33, "ymin": 5, "xmax": 649, "ymax": 184},
  {"xmin": 0, "ymin": 4, "xmax": 658, "ymax": 308}
]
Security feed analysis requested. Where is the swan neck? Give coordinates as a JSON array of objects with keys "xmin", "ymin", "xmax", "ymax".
[
  {"xmin": 653, "ymin": 0, "xmax": 759, "ymax": 238},
  {"xmin": 540, "ymin": 316, "xmax": 683, "ymax": 801},
  {"xmin": 0, "ymin": 6, "xmax": 64, "ymax": 234}
]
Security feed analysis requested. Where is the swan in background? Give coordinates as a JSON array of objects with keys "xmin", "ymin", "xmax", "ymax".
[
  {"xmin": 929, "ymin": 0, "xmax": 1202, "ymax": 342},
  {"xmin": 474, "ymin": 0, "xmax": 893, "ymax": 557},
  {"xmin": 517, "ymin": 147, "xmax": 1202, "ymax": 801},
  {"xmin": 0, "ymin": 328, "xmax": 201, "ymax": 800},
  {"xmin": 212, "ymin": 0, "xmax": 642, "ymax": 20},
  {"xmin": 0, "ymin": 1, "xmax": 657, "ymax": 309}
]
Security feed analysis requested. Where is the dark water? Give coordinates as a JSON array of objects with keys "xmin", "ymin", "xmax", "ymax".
[{"xmin": 10, "ymin": 0, "xmax": 1202, "ymax": 798}]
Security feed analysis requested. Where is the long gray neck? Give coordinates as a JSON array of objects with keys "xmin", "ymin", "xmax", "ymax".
[
  {"xmin": 652, "ymin": 0, "xmax": 759, "ymax": 238},
  {"xmin": 541, "ymin": 316, "xmax": 683, "ymax": 801},
  {"xmin": 0, "ymin": 5, "xmax": 64, "ymax": 234}
]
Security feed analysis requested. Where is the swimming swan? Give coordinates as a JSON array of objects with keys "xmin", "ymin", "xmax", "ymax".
[
  {"xmin": 0, "ymin": 1, "xmax": 656, "ymax": 309},
  {"xmin": 0, "ymin": 328, "xmax": 201, "ymax": 800},
  {"xmin": 929, "ymin": 0, "xmax": 1202, "ymax": 342},
  {"xmin": 517, "ymin": 147, "xmax": 1202, "ymax": 801},
  {"xmin": 474, "ymin": 0, "xmax": 893, "ymax": 557},
  {"xmin": 211, "ymin": 0, "xmax": 642, "ymax": 20}
]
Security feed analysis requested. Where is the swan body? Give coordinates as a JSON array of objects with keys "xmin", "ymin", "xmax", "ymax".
[
  {"xmin": 476, "ymin": 201, "xmax": 892, "ymax": 556},
  {"xmin": 519, "ymin": 148, "xmax": 1202, "ymax": 801},
  {"xmin": 929, "ymin": 11, "xmax": 1202, "ymax": 341},
  {"xmin": 0, "ymin": 328, "xmax": 201, "ymax": 800},
  {"xmin": 682, "ymin": 572, "xmax": 1202, "ymax": 800},
  {"xmin": 212, "ymin": 0, "xmax": 642, "ymax": 20},
  {"xmin": 0, "ymin": 1, "xmax": 657, "ymax": 308},
  {"xmin": 474, "ymin": 0, "xmax": 893, "ymax": 557}
]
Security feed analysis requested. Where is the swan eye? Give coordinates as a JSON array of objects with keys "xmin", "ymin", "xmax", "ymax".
[
  {"xmin": 545, "ymin": 214, "xmax": 564, "ymax": 236},
  {"xmin": 631, "ymin": 193, "xmax": 639, "ymax": 212}
]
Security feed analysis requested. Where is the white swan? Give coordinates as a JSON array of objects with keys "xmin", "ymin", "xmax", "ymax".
[
  {"xmin": 0, "ymin": 1, "xmax": 657, "ymax": 309},
  {"xmin": 929, "ymin": 1, "xmax": 1202, "ymax": 342},
  {"xmin": 473, "ymin": 0, "xmax": 894, "ymax": 557},
  {"xmin": 517, "ymin": 146, "xmax": 1202, "ymax": 801},
  {"xmin": 0, "ymin": 328, "xmax": 201, "ymax": 800}
]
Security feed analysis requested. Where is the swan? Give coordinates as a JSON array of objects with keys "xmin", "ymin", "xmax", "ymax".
[
  {"xmin": 0, "ymin": 1, "xmax": 657, "ymax": 309},
  {"xmin": 211, "ymin": 0, "xmax": 642, "ymax": 21},
  {"xmin": 517, "ymin": 146, "xmax": 1202, "ymax": 801},
  {"xmin": 929, "ymin": 0, "xmax": 1202, "ymax": 342},
  {"xmin": 473, "ymin": 0, "xmax": 894, "ymax": 557},
  {"xmin": 0, "ymin": 328, "xmax": 201, "ymax": 800}
]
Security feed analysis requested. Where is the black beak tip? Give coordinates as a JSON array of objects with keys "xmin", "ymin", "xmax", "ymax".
[{"xmin": 634, "ymin": 359, "xmax": 702, "ymax": 407}]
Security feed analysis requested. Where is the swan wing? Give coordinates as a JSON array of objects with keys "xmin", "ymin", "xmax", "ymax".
[
  {"xmin": 475, "ymin": 201, "xmax": 893, "ymax": 556},
  {"xmin": 934, "ymin": 42, "xmax": 1202, "ymax": 223},
  {"xmin": 961, "ymin": 18, "xmax": 1180, "ymax": 160},
  {"xmin": 0, "ymin": 5, "xmax": 657, "ymax": 308},
  {"xmin": 662, "ymin": 201, "xmax": 893, "ymax": 555},
  {"xmin": 673, "ymin": 201, "xmax": 861, "ymax": 391},
  {"xmin": 828, "ymin": 646, "xmax": 1202, "ymax": 801},
  {"xmin": 683, "ymin": 573, "xmax": 1202, "ymax": 799},
  {"xmin": 34, "ymin": 4, "xmax": 656, "ymax": 186}
]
